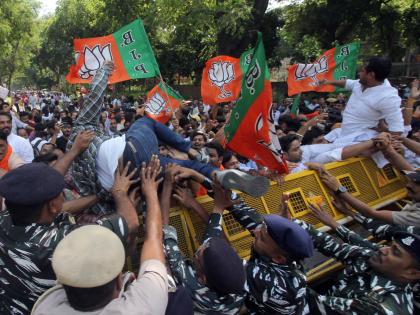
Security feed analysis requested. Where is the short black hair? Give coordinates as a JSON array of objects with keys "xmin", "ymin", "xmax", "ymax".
[
  {"xmin": 191, "ymin": 131, "xmax": 207, "ymax": 142},
  {"xmin": 63, "ymin": 278, "xmax": 118, "ymax": 312},
  {"xmin": 279, "ymin": 134, "xmax": 301, "ymax": 153},
  {"xmin": 301, "ymin": 126, "xmax": 324, "ymax": 145},
  {"xmin": 222, "ymin": 150, "xmax": 234, "ymax": 166},
  {"xmin": 0, "ymin": 103, "xmax": 9, "ymax": 111},
  {"xmin": 179, "ymin": 117, "xmax": 190, "ymax": 128},
  {"xmin": 365, "ymin": 57, "xmax": 392, "ymax": 81},
  {"xmin": 206, "ymin": 141, "xmax": 224, "ymax": 158},
  {"xmin": 46, "ymin": 120, "xmax": 57, "ymax": 129},
  {"xmin": 19, "ymin": 111, "xmax": 29, "ymax": 118},
  {"xmin": 33, "ymin": 152, "xmax": 59, "ymax": 164},
  {"xmin": 277, "ymin": 115, "xmax": 302, "ymax": 132},
  {"xmin": 0, "ymin": 111, "xmax": 12, "ymax": 121}
]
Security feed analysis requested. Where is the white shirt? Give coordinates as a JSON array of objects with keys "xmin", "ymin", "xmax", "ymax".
[
  {"xmin": 7, "ymin": 133, "xmax": 34, "ymax": 163},
  {"xmin": 11, "ymin": 114, "xmax": 28, "ymax": 134},
  {"xmin": 341, "ymin": 79, "xmax": 403, "ymax": 137},
  {"xmin": 96, "ymin": 135, "xmax": 126, "ymax": 191},
  {"xmin": 404, "ymin": 149, "xmax": 420, "ymax": 169}
]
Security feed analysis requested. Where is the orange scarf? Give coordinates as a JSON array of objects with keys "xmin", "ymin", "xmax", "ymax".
[{"xmin": 0, "ymin": 145, "xmax": 12, "ymax": 171}]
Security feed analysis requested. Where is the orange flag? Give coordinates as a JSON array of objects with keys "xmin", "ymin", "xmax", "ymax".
[
  {"xmin": 145, "ymin": 83, "xmax": 183, "ymax": 124},
  {"xmin": 287, "ymin": 43, "xmax": 360, "ymax": 96},
  {"xmin": 201, "ymin": 56, "xmax": 242, "ymax": 105}
]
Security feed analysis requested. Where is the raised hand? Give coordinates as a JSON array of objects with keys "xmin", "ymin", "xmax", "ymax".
[
  {"xmin": 112, "ymin": 160, "xmax": 139, "ymax": 197},
  {"xmin": 319, "ymin": 171, "xmax": 340, "ymax": 192},
  {"xmin": 213, "ymin": 180, "xmax": 239, "ymax": 213},
  {"xmin": 278, "ymin": 193, "xmax": 291, "ymax": 219},
  {"xmin": 140, "ymin": 155, "xmax": 163, "ymax": 198},
  {"xmin": 309, "ymin": 202, "xmax": 338, "ymax": 229},
  {"xmin": 72, "ymin": 130, "xmax": 95, "ymax": 153},
  {"xmin": 172, "ymin": 185, "xmax": 196, "ymax": 209}
]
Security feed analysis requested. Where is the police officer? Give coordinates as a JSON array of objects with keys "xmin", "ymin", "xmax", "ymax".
[
  {"xmin": 0, "ymin": 161, "xmax": 134, "ymax": 315},
  {"xmin": 306, "ymin": 202, "xmax": 420, "ymax": 315},
  {"xmin": 213, "ymin": 185, "xmax": 314, "ymax": 315},
  {"xmin": 160, "ymin": 166, "xmax": 246, "ymax": 314},
  {"xmin": 31, "ymin": 226, "xmax": 168, "ymax": 315}
]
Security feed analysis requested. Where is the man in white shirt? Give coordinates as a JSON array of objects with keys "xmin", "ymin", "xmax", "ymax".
[
  {"xmin": 0, "ymin": 112, "xmax": 34, "ymax": 163},
  {"xmin": 320, "ymin": 57, "xmax": 403, "ymax": 143},
  {"xmin": 279, "ymin": 133, "xmax": 387, "ymax": 173}
]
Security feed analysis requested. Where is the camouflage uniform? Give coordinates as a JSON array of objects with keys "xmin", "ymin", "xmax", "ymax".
[
  {"xmin": 0, "ymin": 211, "xmax": 128, "ymax": 315},
  {"xmin": 295, "ymin": 219, "xmax": 415, "ymax": 315},
  {"xmin": 229, "ymin": 201, "xmax": 310, "ymax": 315},
  {"xmin": 353, "ymin": 213, "xmax": 420, "ymax": 313},
  {"xmin": 163, "ymin": 213, "xmax": 245, "ymax": 314}
]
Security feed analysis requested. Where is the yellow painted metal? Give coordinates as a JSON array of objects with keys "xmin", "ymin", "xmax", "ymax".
[{"xmin": 172, "ymin": 157, "xmax": 407, "ymax": 282}]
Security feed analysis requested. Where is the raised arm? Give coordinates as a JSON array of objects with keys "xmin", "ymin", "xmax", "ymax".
[
  {"xmin": 62, "ymin": 195, "xmax": 99, "ymax": 214},
  {"xmin": 400, "ymin": 136, "xmax": 420, "ymax": 156},
  {"xmin": 295, "ymin": 219, "xmax": 373, "ymax": 263},
  {"xmin": 53, "ymin": 130, "xmax": 95, "ymax": 175},
  {"xmin": 76, "ymin": 61, "xmax": 114, "ymax": 126},
  {"xmin": 139, "ymin": 155, "xmax": 165, "ymax": 264},
  {"xmin": 320, "ymin": 170, "xmax": 399, "ymax": 223},
  {"xmin": 318, "ymin": 78, "xmax": 347, "ymax": 88},
  {"xmin": 111, "ymin": 160, "xmax": 140, "ymax": 251},
  {"xmin": 309, "ymin": 202, "xmax": 379, "ymax": 251},
  {"xmin": 210, "ymin": 183, "xmax": 263, "ymax": 231}
]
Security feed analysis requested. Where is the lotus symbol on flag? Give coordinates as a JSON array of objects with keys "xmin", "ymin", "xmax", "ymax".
[
  {"xmin": 78, "ymin": 44, "xmax": 113, "ymax": 79},
  {"xmin": 145, "ymin": 93, "xmax": 166, "ymax": 115},
  {"xmin": 208, "ymin": 61, "xmax": 235, "ymax": 99},
  {"xmin": 294, "ymin": 56, "xmax": 328, "ymax": 86}
]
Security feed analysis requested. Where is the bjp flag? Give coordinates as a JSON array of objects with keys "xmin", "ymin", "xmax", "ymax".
[
  {"xmin": 201, "ymin": 56, "xmax": 243, "ymax": 105},
  {"xmin": 66, "ymin": 19, "xmax": 160, "ymax": 84},
  {"xmin": 224, "ymin": 33, "xmax": 288, "ymax": 174},
  {"xmin": 145, "ymin": 83, "xmax": 183, "ymax": 124},
  {"xmin": 287, "ymin": 43, "xmax": 360, "ymax": 96}
]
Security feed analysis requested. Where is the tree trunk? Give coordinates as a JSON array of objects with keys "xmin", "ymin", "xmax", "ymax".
[{"xmin": 7, "ymin": 40, "xmax": 21, "ymax": 91}]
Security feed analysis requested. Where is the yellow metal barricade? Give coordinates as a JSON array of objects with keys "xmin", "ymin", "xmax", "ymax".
[
  {"xmin": 360, "ymin": 158, "xmax": 407, "ymax": 206},
  {"xmin": 325, "ymin": 158, "xmax": 380, "ymax": 205},
  {"xmin": 169, "ymin": 157, "xmax": 408, "ymax": 278}
]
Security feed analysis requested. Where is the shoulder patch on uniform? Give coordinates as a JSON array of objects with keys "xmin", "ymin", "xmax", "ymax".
[{"xmin": 402, "ymin": 236, "xmax": 415, "ymax": 246}]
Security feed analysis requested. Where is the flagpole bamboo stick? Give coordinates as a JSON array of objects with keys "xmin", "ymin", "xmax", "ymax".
[{"xmin": 157, "ymin": 72, "xmax": 174, "ymax": 115}]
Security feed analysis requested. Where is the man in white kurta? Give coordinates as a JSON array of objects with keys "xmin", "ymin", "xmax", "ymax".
[{"xmin": 320, "ymin": 57, "xmax": 403, "ymax": 167}]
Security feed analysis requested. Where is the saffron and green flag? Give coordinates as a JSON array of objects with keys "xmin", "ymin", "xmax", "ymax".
[
  {"xmin": 145, "ymin": 83, "xmax": 183, "ymax": 124},
  {"xmin": 66, "ymin": 19, "xmax": 160, "ymax": 84},
  {"xmin": 224, "ymin": 32, "xmax": 288, "ymax": 174},
  {"xmin": 287, "ymin": 42, "xmax": 360, "ymax": 96},
  {"xmin": 200, "ymin": 48, "xmax": 260, "ymax": 105}
]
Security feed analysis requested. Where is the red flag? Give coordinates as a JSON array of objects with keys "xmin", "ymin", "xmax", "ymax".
[
  {"xmin": 201, "ymin": 56, "xmax": 242, "ymax": 105},
  {"xmin": 145, "ymin": 83, "xmax": 183, "ymax": 124}
]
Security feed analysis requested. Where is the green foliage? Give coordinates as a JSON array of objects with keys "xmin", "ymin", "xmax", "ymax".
[
  {"xmin": 279, "ymin": 0, "xmax": 419, "ymax": 62},
  {"xmin": 1, "ymin": 0, "xmax": 418, "ymax": 90},
  {"xmin": 0, "ymin": 0, "xmax": 40, "ymax": 89}
]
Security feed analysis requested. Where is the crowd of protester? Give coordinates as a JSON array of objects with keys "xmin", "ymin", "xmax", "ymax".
[{"xmin": 0, "ymin": 57, "xmax": 420, "ymax": 315}]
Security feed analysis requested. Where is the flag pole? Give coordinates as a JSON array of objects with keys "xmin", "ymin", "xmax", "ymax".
[{"xmin": 156, "ymin": 72, "xmax": 174, "ymax": 115}]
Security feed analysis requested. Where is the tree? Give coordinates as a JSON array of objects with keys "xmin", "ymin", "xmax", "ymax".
[{"xmin": 0, "ymin": 0, "xmax": 40, "ymax": 90}]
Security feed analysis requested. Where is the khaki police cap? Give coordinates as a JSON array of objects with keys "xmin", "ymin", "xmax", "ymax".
[
  {"xmin": 326, "ymin": 97, "xmax": 337, "ymax": 103},
  {"xmin": 52, "ymin": 225, "xmax": 125, "ymax": 288}
]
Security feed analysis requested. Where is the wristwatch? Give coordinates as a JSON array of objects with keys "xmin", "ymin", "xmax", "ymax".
[{"xmin": 335, "ymin": 186, "xmax": 347, "ymax": 194}]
